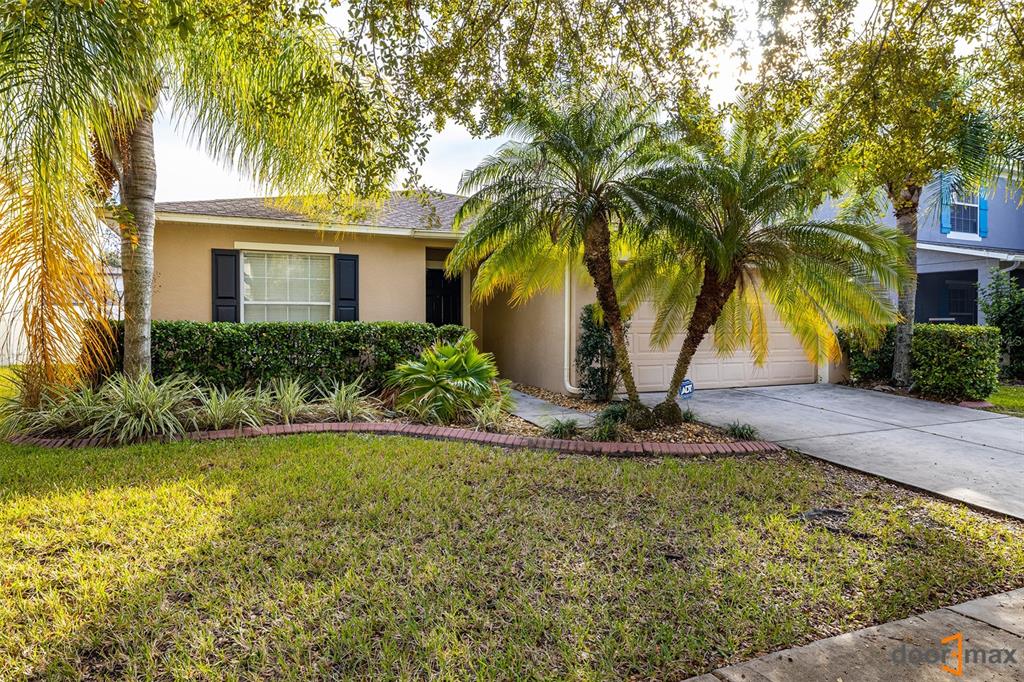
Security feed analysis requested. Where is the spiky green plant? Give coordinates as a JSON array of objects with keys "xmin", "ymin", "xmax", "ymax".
[
  {"xmin": 724, "ymin": 422, "xmax": 759, "ymax": 440},
  {"xmin": 318, "ymin": 378, "xmax": 379, "ymax": 423},
  {"xmin": 268, "ymin": 378, "xmax": 316, "ymax": 426},
  {"xmin": 387, "ymin": 333, "xmax": 498, "ymax": 425},
  {"xmin": 620, "ymin": 105, "xmax": 909, "ymax": 424},
  {"xmin": 197, "ymin": 387, "xmax": 265, "ymax": 431},
  {"xmin": 83, "ymin": 374, "xmax": 200, "ymax": 445},
  {"xmin": 544, "ymin": 418, "xmax": 580, "ymax": 439}
]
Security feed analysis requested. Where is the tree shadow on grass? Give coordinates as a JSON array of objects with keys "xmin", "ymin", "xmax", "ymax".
[{"xmin": 1, "ymin": 437, "xmax": 1021, "ymax": 679}]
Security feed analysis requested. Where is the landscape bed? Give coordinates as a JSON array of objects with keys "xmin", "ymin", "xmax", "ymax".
[{"xmin": 1, "ymin": 434, "xmax": 1022, "ymax": 679}]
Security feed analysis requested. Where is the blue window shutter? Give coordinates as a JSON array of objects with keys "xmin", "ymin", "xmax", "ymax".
[
  {"xmin": 940, "ymin": 173, "xmax": 952, "ymax": 234},
  {"xmin": 978, "ymin": 192, "xmax": 989, "ymax": 237}
]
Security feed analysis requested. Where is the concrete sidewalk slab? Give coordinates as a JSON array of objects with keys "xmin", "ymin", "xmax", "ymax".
[
  {"xmin": 696, "ymin": 588, "xmax": 1024, "ymax": 682},
  {"xmin": 742, "ymin": 383, "xmax": 1007, "ymax": 428},
  {"xmin": 917, "ymin": 417, "xmax": 1024, "ymax": 455},
  {"xmin": 652, "ymin": 383, "xmax": 1024, "ymax": 520},
  {"xmin": 509, "ymin": 390, "xmax": 595, "ymax": 428},
  {"xmin": 781, "ymin": 429, "xmax": 1024, "ymax": 518}
]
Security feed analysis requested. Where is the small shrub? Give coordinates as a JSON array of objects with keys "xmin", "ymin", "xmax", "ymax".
[
  {"xmin": 197, "ymin": 387, "xmax": 264, "ymax": 430},
  {"xmin": 980, "ymin": 270, "xmax": 1024, "ymax": 379},
  {"xmin": 596, "ymin": 401, "xmax": 629, "ymax": 426},
  {"xmin": 575, "ymin": 304, "xmax": 624, "ymax": 401},
  {"xmin": 545, "ymin": 418, "xmax": 580, "ymax": 439},
  {"xmin": 681, "ymin": 407, "xmax": 697, "ymax": 423},
  {"xmin": 387, "ymin": 332, "xmax": 498, "ymax": 425},
  {"xmin": 470, "ymin": 400, "xmax": 507, "ymax": 432},
  {"xmin": 652, "ymin": 400, "xmax": 683, "ymax": 426},
  {"xmin": 911, "ymin": 324, "xmax": 1000, "ymax": 401},
  {"xmin": 268, "ymin": 377, "xmax": 317, "ymax": 425},
  {"xmin": 589, "ymin": 419, "xmax": 621, "ymax": 442},
  {"xmin": 318, "ymin": 378, "xmax": 379, "ymax": 422},
  {"xmin": 725, "ymin": 422, "xmax": 758, "ymax": 440},
  {"xmin": 624, "ymin": 402, "xmax": 656, "ymax": 431},
  {"xmin": 28, "ymin": 383, "xmax": 106, "ymax": 435},
  {"xmin": 86, "ymin": 374, "xmax": 200, "ymax": 445},
  {"xmin": 838, "ymin": 325, "xmax": 896, "ymax": 384}
]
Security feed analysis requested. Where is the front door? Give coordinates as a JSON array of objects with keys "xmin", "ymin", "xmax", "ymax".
[{"xmin": 426, "ymin": 269, "xmax": 462, "ymax": 325}]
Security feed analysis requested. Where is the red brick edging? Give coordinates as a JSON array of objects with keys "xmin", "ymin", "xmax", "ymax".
[{"xmin": 6, "ymin": 422, "xmax": 782, "ymax": 457}]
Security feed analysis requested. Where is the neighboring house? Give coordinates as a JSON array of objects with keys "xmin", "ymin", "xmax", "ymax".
[
  {"xmin": 152, "ymin": 194, "xmax": 825, "ymax": 395},
  {"xmin": 916, "ymin": 177, "xmax": 1024, "ymax": 325},
  {"xmin": 815, "ymin": 178, "xmax": 1024, "ymax": 326},
  {"xmin": 0, "ymin": 267, "xmax": 123, "ymax": 366}
]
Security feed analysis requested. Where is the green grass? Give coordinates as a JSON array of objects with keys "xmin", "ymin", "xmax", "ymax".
[
  {"xmin": 988, "ymin": 383, "xmax": 1024, "ymax": 417},
  {"xmin": 1, "ymin": 435, "xmax": 1022, "ymax": 679}
]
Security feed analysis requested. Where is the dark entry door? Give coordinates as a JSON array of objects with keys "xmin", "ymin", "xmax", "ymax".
[{"xmin": 426, "ymin": 269, "xmax": 462, "ymax": 325}]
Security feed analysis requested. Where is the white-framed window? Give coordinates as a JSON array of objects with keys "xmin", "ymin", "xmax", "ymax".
[
  {"xmin": 950, "ymin": 192, "xmax": 979, "ymax": 234},
  {"xmin": 241, "ymin": 251, "xmax": 332, "ymax": 322}
]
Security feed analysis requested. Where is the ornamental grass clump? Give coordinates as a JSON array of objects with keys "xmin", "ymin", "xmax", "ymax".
[
  {"xmin": 196, "ymin": 386, "xmax": 265, "ymax": 431},
  {"xmin": 84, "ymin": 373, "xmax": 201, "ymax": 445},
  {"xmin": 317, "ymin": 378, "xmax": 379, "ymax": 422}
]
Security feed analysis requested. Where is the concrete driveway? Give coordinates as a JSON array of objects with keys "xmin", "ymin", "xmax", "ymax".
[{"xmin": 645, "ymin": 384, "xmax": 1024, "ymax": 520}]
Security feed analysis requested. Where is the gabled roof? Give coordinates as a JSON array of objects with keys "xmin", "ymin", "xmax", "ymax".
[{"xmin": 154, "ymin": 192, "xmax": 466, "ymax": 233}]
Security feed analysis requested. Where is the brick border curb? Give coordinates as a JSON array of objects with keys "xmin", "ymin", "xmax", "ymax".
[{"xmin": 6, "ymin": 422, "xmax": 782, "ymax": 457}]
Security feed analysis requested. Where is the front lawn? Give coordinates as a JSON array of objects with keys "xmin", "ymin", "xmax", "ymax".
[
  {"xmin": 1, "ymin": 436, "xmax": 1022, "ymax": 679},
  {"xmin": 988, "ymin": 383, "xmax": 1024, "ymax": 417}
]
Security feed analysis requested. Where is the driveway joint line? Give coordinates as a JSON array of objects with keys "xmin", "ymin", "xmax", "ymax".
[{"xmin": 941, "ymin": 605, "xmax": 1023, "ymax": 639}]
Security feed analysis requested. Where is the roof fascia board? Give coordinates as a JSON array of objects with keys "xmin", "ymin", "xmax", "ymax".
[
  {"xmin": 917, "ymin": 242, "xmax": 1024, "ymax": 260},
  {"xmin": 155, "ymin": 211, "xmax": 461, "ymax": 240}
]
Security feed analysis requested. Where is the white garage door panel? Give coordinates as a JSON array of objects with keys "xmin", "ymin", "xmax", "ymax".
[{"xmin": 628, "ymin": 303, "xmax": 817, "ymax": 392}]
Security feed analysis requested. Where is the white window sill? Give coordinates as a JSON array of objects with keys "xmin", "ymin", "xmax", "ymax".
[{"xmin": 946, "ymin": 232, "xmax": 982, "ymax": 241}]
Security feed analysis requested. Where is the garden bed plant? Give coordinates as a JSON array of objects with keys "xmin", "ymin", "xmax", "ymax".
[{"xmin": 2, "ymin": 334, "xmax": 758, "ymax": 448}]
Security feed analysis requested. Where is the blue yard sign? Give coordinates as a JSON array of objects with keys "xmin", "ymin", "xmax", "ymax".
[{"xmin": 678, "ymin": 378, "xmax": 695, "ymax": 399}]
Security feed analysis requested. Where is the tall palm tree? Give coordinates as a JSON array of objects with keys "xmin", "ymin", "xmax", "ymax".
[
  {"xmin": 0, "ymin": 1, "xmax": 415, "ymax": 386},
  {"xmin": 620, "ymin": 110, "xmax": 909, "ymax": 424},
  {"xmin": 447, "ymin": 92, "xmax": 677, "ymax": 417}
]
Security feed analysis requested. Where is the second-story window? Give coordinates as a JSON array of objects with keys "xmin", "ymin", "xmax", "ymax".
[{"xmin": 950, "ymin": 192, "xmax": 979, "ymax": 234}]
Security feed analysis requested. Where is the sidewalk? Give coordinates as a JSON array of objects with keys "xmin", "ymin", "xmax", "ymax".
[
  {"xmin": 509, "ymin": 389, "xmax": 596, "ymax": 427},
  {"xmin": 688, "ymin": 588, "xmax": 1024, "ymax": 681}
]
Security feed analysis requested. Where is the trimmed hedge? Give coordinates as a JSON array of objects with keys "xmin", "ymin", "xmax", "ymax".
[
  {"xmin": 97, "ymin": 321, "xmax": 467, "ymax": 390},
  {"xmin": 911, "ymin": 324, "xmax": 1001, "ymax": 401},
  {"xmin": 837, "ymin": 325, "xmax": 896, "ymax": 384}
]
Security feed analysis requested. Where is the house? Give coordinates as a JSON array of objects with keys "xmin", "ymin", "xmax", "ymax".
[
  {"xmin": 915, "ymin": 178, "xmax": 1024, "ymax": 325},
  {"xmin": 152, "ymin": 194, "xmax": 827, "ymax": 395},
  {"xmin": 814, "ymin": 178, "xmax": 1024, "ymax": 326}
]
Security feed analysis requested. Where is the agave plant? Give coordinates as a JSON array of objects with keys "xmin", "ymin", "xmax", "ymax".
[{"xmin": 386, "ymin": 332, "xmax": 499, "ymax": 425}]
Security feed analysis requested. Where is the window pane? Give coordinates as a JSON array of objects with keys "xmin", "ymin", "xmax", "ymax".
[
  {"xmin": 266, "ymin": 304, "xmax": 289, "ymax": 322},
  {"xmin": 310, "ymin": 278, "xmax": 330, "ymax": 301},
  {"xmin": 288, "ymin": 255, "xmax": 310, "ymax": 278},
  {"xmin": 267, "ymin": 254, "xmax": 288, "ymax": 277},
  {"xmin": 310, "ymin": 257, "xmax": 330, "ymax": 279},
  {"xmin": 244, "ymin": 304, "xmax": 266, "ymax": 322},
  {"xmin": 288, "ymin": 279, "xmax": 310, "ymax": 302},
  {"xmin": 266, "ymin": 277, "xmax": 288, "ymax": 301},
  {"xmin": 309, "ymin": 305, "xmax": 331, "ymax": 321},
  {"xmin": 246, "ymin": 253, "xmax": 266, "ymax": 277}
]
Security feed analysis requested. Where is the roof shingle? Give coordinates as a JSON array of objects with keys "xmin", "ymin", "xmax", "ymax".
[{"xmin": 155, "ymin": 193, "xmax": 466, "ymax": 232}]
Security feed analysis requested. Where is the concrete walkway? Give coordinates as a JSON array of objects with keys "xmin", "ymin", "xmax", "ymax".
[
  {"xmin": 688, "ymin": 588, "xmax": 1024, "ymax": 681},
  {"xmin": 642, "ymin": 384, "xmax": 1024, "ymax": 520},
  {"xmin": 509, "ymin": 389, "xmax": 596, "ymax": 427}
]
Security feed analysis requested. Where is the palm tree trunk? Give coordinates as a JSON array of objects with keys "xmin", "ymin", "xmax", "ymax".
[
  {"xmin": 582, "ymin": 219, "xmax": 640, "ymax": 403},
  {"xmin": 890, "ymin": 183, "xmax": 921, "ymax": 387},
  {"xmin": 120, "ymin": 110, "xmax": 157, "ymax": 377},
  {"xmin": 661, "ymin": 267, "xmax": 738, "ymax": 408}
]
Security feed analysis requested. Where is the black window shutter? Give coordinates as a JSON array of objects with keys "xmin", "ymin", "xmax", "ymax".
[
  {"xmin": 334, "ymin": 254, "xmax": 359, "ymax": 321},
  {"xmin": 211, "ymin": 249, "xmax": 240, "ymax": 322}
]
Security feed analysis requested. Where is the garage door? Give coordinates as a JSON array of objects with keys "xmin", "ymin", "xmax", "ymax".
[{"xmin": 628, "ymin": 302, "xmax": 817, "ymax": 392}]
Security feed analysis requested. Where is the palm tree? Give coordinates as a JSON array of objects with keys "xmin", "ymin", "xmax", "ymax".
[
  {"xmin": 619, "ymin": 110, "xmax": 909, "ymax": 424},
  {"xmin": 446, "ymin": 92, "xmax": 677, "ymax": 420},
  {"xmin": 0, "ymin": 2, "xmax": 414, "ymax": 386}
]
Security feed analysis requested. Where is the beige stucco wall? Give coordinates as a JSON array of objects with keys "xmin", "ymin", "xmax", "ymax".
[
  {"xmin": 482, "ymin": 287, "xmax": 566, "ymax": 394},
  {"xmin": 153, "ymin": 220, "xmax": 477, "ymax": 329}
]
